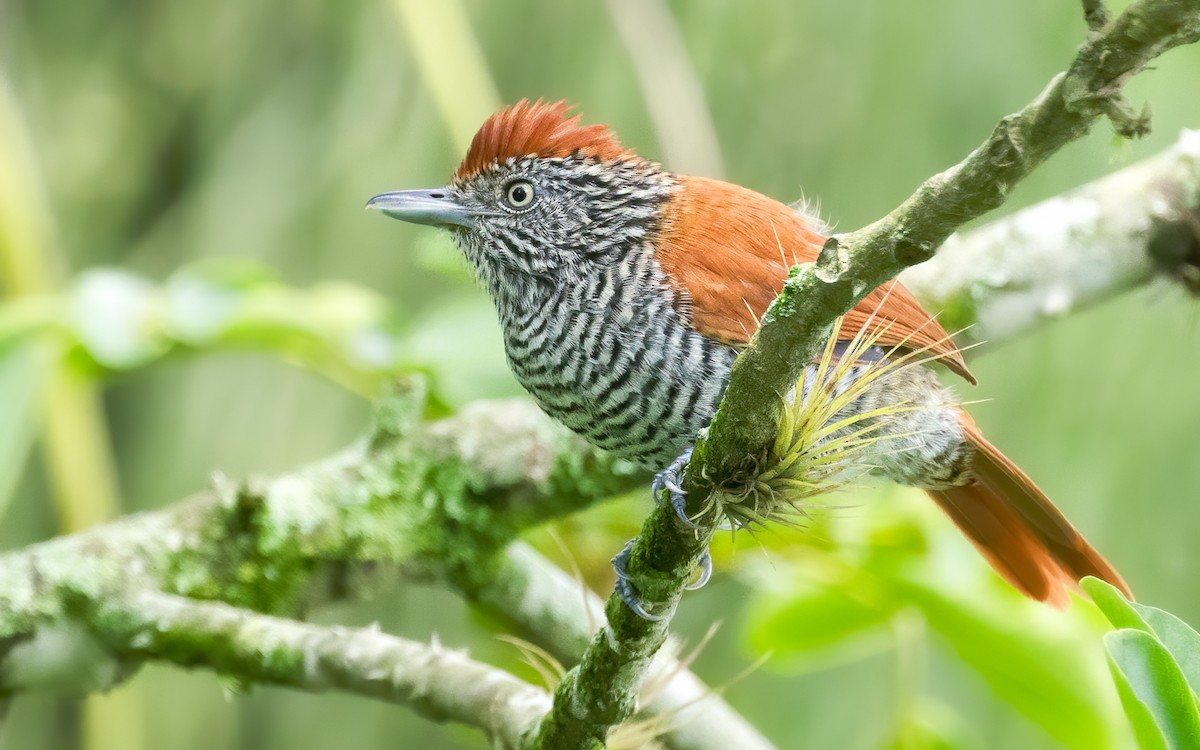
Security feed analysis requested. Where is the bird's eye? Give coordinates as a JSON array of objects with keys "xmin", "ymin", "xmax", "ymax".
[{"xmin": 504, "ymin": 180, "xmax": 536, "ymax": 210}]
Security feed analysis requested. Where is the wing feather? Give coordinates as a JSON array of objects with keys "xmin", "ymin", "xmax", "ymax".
[{"xmin": 655, "ymin": 176, "xmax": 974, "ymax": 383}]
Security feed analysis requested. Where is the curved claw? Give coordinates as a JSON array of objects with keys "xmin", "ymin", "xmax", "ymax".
[
  {"xmin": 611, "ymin": 539, "xmax": 635, "ymax": 581},
  {"xmin": 653, "ymin": 448, "xmax": 697, "ymax": 529},
  {"xmin": 652, "ymin": 472, "xmax": 687, "ymax": 497},
  {"xmin": 615, "ymin": 578, "xmax": 667, "ymax": 621},
  {"xmin": 685, "ymin": 550, "xmax": 713, "ymax": 591},
  {"xmin": 610, "ymin": 540, "xmax": 666, "ymax": 621},
  {"xmin": 668, "ymin": 492, "xmax": 699, "ymax": 529}
]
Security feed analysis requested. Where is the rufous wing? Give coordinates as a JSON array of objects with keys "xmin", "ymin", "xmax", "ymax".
[{"xmin": 654, "ymin": 175, "xmax": 974, "ymax": 383}]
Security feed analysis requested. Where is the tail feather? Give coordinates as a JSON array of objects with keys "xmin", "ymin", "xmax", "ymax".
[{"xmin": 927, "ymin": 421, "xmax": 1131, "ymax": 606}]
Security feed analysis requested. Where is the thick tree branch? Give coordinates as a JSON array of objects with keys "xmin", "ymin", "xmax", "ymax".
[
  {"xmin": 535, "ymin": 1, "xmax": 1200, "ymax": 747},
  {"xmin": 0, "ymin": 383, "xmax": 618, "ymax": 739},
  {"xmin": 901, "ymin": 128, "xmax": 1200, "ymax": 346},
  {"xmin": 0, "ymin": 382, "xmax": 632, "ymax": 626},
  {"xmin": 0, "ymin": 381, "xmax": 764, "ymax": 750},
  {"xmin": 84, "ymin": 592, "xmax": 550, "ymax": 750}
]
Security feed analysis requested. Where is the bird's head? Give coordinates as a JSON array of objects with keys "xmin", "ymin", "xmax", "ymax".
[{"xmin": 368, "ymin": 100, "xmax": 673, "ymax": 285}]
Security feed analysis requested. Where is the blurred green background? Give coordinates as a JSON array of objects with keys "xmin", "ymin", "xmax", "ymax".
[{"xmin": 2, "ymin": 0, "xmax": 1199, "ymax": 748}]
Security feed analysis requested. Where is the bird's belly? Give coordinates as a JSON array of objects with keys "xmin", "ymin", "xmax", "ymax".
[
  {"xmin": 504, "ymin": 317, "xmax": 737, "ymax": 468},
  {"xmin": 799, "ymin": 359, "xmax": 974, "ymax": 489},
  {"xmin": 507, "ymin": 310, "xmax": 972, "ymax": 487}
]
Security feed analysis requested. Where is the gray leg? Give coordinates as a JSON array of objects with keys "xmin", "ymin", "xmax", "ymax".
[
  {"xmin": 652, "ymin": 446, "xmax": 695, "ymax": 527},
  {"xmin": 612, "ymin": 444, "xmax": 717, "ymax": 620}
]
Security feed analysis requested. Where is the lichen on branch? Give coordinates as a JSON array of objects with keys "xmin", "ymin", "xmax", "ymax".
[
  {"xmin": 901, "ymin": 129, "xmax": 1200, "ymax": 344},
  {"xmin": 0, "ymin": 379, "xmax": 636, "ymax": 688},
  {"xmin": 0, "ymin": 377, "xmax": 772, "ymax": 749},
  {"xmin": 91, "ymin": 591, "xmax": 552, "ymax": 750}
]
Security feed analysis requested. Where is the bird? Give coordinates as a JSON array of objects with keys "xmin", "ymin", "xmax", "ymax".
[{"xmin": 368, "ymin": 98, "xmax": 1130, "ymax": 612}]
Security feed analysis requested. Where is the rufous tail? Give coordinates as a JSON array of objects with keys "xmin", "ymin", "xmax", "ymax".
[{"xmin": 927, "ymin": 420, "xmax": 1131, "ymax": 607}]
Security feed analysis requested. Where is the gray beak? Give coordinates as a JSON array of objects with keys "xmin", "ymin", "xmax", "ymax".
[{"xmin": 366, "ymin": 188, "xmax": 478, "ymax": 228}]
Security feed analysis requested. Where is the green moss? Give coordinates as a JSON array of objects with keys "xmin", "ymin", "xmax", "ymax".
[
  {"xmin": 368, "ymin": 375, "xmax": 428, "ymax": 449},
  {"xmin": 163, "ymin": 484, "xmax": 313, "ymax": 615}
]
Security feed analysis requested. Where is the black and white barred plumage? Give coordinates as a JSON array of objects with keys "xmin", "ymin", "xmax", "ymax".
[{"xmin": 446, "ymin": 154, "xmax": 969, "ymax": 483}]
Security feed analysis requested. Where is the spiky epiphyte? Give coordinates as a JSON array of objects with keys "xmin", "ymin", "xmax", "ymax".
[{"xmin": 691, "ymin": 315, "xmax": 966, "ymax": 531}]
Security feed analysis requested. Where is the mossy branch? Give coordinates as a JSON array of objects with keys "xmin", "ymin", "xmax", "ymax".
[
  {"xmin": 0, "ymin": 381, "xmax": 618, "ymax": 736},
  {"xmin": 88, "ymin": 591, "xmax": 552, "ymax": 750},
  {"xmin": 0, "ymin": 379, "xmax": 630, "ymax": 624},
  {"xmin": 532, "ymin": 1, "xmax": 1200, "ymax": 747},
  {"xmin": 901, "ymin": 128, "xmax": 1200, "ymax": 345},
  {"xmin": 0, "ymin": 378, "xmax": 775, "ymax": 750},
  {"xmin": 459, "ymin": 543, "xmax": 778, "ymax": 750}
]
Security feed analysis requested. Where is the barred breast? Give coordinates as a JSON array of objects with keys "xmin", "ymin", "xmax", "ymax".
[{"xmin": 496, "ymin": 249, "xmax": 737, "ymax": 468}]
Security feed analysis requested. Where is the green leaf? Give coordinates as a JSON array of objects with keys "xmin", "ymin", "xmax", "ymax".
[
  {"xmin": 1084, "ymin": 576, "xmax": 1200, "ymax": 698},
  {"xmin": 1083, "ymin": 576, "xmax": 1152, "ymax": 632},
  {"xmin": 745, "ymin": 582, "xmax": 897, "ymax": 665},
  {"xmin": 1132, "ymin": 605, "xmax": 1200, "ymax": 699},
  {"xmin": 900, "ymin": 580, "xmax": 1120, "ymax": 750},
  {"xmin": 1108, "ymin": 647, "xmax": 1170, "ymax": 750},
  {"xmin": 1105, "ymin": 629, "xmax": 1200, "ymax": 750}
]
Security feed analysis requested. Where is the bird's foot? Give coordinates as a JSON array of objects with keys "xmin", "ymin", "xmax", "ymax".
[
  {"xmin": 611, "ymin": 540, "xmax": 665, "ymax": 621},
  {"xmin": 653, "ymin": 447, "xmax": 696, "ymax": 528},
  {"xmin": 611, "ymin": 540, "xmax": 713, "ymax": 621},
  {"xmin": 611, "ymin": 448, "xmax": 716, "ymax": 620}
]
